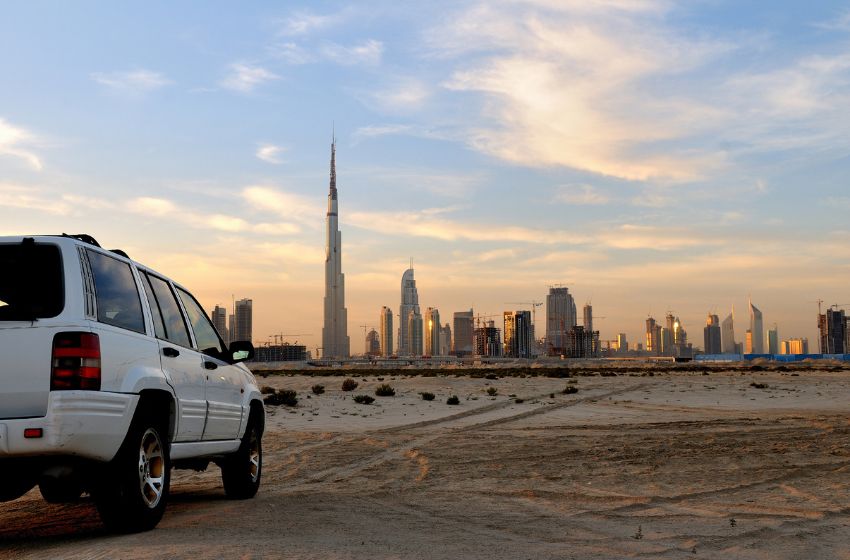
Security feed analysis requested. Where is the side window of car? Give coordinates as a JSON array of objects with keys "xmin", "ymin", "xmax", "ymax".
[
  {"xmin": 139, "ymin": 272, "xmax": 167, "ymax": 340},
  {"xmin": 176, "ymin": 287, "xmax": 227, "ymax": 357},
  {"xmin": 145, "ymin": 273, "xmax": 192, "ymax": 348},
  {"xmin": 86, "ymin": 249, "xmax": 145, "ymax": 334}
]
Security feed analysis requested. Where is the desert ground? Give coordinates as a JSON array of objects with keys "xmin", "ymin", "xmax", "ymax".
[{"xmin": 3, "ymin": 365, "xmax": 850, "ymax": 559}]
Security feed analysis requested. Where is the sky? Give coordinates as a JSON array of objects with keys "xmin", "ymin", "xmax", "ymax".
[{"xmin": 1, "ymin": 1, "xmax": 849, "ymax": 354}]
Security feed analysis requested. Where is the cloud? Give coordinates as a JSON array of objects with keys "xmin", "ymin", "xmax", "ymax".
[
  {"xmin": 267, "ymin": 42, "xmax": 315, "ymax": 64},
  {"xmin": 598, "ymin": 224, "xmax": 719, "ymax": 251},
  {"xmin": 813, "ymin": 10, "xmax": 850, "ymax": 32},
  {"xmin": 277, "ymin": 11, "xmax": 340, "ymax": 36},
  {"xmin": 0, "ymin": 118, "xmax": 42, "ymax": 170},
  {"xmin": 555, "ymin": 184, "xmax": 610, "ymax": 205},
  {"xmin": 0, "ymin": 184, "xmax": 69, "ymax": 214},
  {"xmin": 347, "ymin": 207, "xmax": 590, "ymax": 245},
  {"xmin": 220, "ymin": 63, "xmax": 280, "ymax": 93},
  {"xmin": 368, "ymin": 79, "xmax": 430, "ymax": 111},
  {"xmin": 127, "ymin": 195, "xmax": 299, "ymax": 235},
  {"xmin": 256, "ymin": 143, "xmax": 286, "ymax": 164},
  {"xmin": 242, "ymin": 186, "xmax": 324, "ymax": 225},
  {"xmin": 353, "ymin": 124, "xmax": 415, "ymax": 141},
  {"xmin": 90, "ymin": 69, "xmax": 171, "ymax": 94},
  {"xmin": 321, "ymin": 39, "xmax": 383, "ymax": 66}
]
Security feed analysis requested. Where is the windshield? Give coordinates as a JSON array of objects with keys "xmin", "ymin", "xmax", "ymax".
[{"xmin": 0, "ymin": 242, "xmax": 64, "ymax": 320}]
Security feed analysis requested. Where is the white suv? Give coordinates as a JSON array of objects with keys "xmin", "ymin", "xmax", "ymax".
[{"xmin": 0, "ymin": 234, "xmax": 264, "ymax": 532}]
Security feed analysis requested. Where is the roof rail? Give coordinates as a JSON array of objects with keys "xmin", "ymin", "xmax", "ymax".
[{"xmin": 60, "ymin": 233, "xmax": 101, "ymax": 247}]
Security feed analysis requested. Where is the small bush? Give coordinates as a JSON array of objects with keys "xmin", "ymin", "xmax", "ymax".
[
  {"xmin": 311, "ymin": 384, "xmax": 325, "ymax": 395},
  {"xmin": 750, "ymin": 382, "xmax": 769, "ymax": 389},
  {"xmin": 549, "ymin": 393, "xmax": 555, "ymax": 399},
  {"xmin": 264, "ymin": 389, "xmax": 298, "ymax": 407},
  {"xmin": 486, "ymin": 387, "xmax": 498, "ymax": 397},
  {"xmin": 563, "ymin": 386, "xmax": 579, "ymax": 395},
  {"xmin": 353, "ymin": 394, "xmax": 375, "ymax": 405},
  {"xmin": 446, "ymin": 395, "xmax": 460, "ymax": 405},
  {"xmin": 260, "ymin": 386, "xmax": 276, "ymax": 395},
  {"xmin": 420, "ymin": 392, "xmax": 435, "ymax": 401},
  {"xmin": 485, "ymin": 374, "xmax": 498, "ymax": 380},
  {"xmin": 341, "ymin": 378, "xmax": 359, "ymax": 392},
  {"xmin": 514, "ymin": 398, "xmax": 525, "ymax": 404},
  {"xmin": 375, "ymin": 384, "xmax": 395, "ymax": 397}
]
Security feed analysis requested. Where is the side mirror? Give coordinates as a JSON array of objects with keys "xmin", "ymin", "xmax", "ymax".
[{"xmin": 229, "ymin": 340, "xmax": 255, "ymax": 363}]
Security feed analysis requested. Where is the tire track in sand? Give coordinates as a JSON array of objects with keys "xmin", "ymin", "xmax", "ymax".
[{"xmin": 281, "ymin": 383, "xmax": 651, "ymax": 490}]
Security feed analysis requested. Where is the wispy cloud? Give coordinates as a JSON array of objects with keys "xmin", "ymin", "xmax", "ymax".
[
  {"xmin": 347, "ymin": 207, "xmax": 589, "ymax": 245},
  {"xmin": 0, "ymin": 118, "xmax": 42, "ymax": 170},
  {"xmin": 241, "ymin": 186, "xmax": 324, "ymax": 225},
  {"xmin": 90, "ymin": 69, "xmax": 171, "ymax": 94},
  {"xmin": 256, "ymin": 143, "xmax": 286, "ymax": 164},
  {"xmin": 127, "ymin": 196, "xmax": 299, "ymax": 235},
  {"xmin": 267, "ymin": 42, "xmax": 314, "ymax": 64},
  {"xmin": 555, "ymin": 184, "xmax": 610, "ymax": 205},
  {"xmin": 220, "ymin": 63, "xmax": 280, "ymax": 93},
  {"xmin": 321, "ymin": 39, "xmax": 383, "ymax": 66},
  {"xmin": 813, "ymin": 10, "xmax": 850, "ymax": 32},
  {"xmin": 0, "ymin": 184, "xmax": 68, "ymax": 214},
  {"xmin": 277, "ymin": 11, "xmax": 341, "ymax": 36},
  {"xmin": 369, "ymin": 78, "xmax": 429, "ymax": 111}
]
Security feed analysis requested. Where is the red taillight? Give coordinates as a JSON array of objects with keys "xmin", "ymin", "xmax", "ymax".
[
  {"xmin": 51, "ymin": 332, "xmax": 101, "ymax": 391},
  {"xmin": 24, "ymin": 428, "xmax": 43, "ymax": 439}
]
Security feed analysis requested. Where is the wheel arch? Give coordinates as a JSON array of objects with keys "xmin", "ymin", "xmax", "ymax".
[{"xmin": 135, "ymin": 389, "xmax": 177, "ymax": 443}]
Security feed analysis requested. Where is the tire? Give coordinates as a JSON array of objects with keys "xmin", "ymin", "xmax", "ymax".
[
  {"xmin": 93, "ymin": 415, "xmax": 170, "ymax": 533},
  {"xmin": 221, "ymin": 414, "xmax": 262, "ymax": 499}
]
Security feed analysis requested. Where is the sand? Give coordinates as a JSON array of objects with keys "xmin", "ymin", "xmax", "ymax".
[{"xmin": 2, "ymin": 369, "xmax": 850, "ymax": 559}]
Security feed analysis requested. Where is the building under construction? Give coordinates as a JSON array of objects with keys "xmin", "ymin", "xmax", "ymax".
[
  {"xmin": 253, "ymin": 343, "xmax": 307, "ymax": 362},
  {"xmin": 474, "ymin": 321, "xmax": 503, "ymax": 358}
]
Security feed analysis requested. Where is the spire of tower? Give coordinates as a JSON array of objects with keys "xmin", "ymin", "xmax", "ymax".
[{"xmin": 329, "ymin": 132, "xmax": 337, "ymax": 200}]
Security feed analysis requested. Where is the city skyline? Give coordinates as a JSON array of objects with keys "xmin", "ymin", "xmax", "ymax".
[{"xmin": 1, "ymin": 2, "xmax": 849, "ymax": 351}]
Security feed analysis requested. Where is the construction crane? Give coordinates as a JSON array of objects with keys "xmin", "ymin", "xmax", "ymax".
[
  {"xmin": 504, "ymin": 301, "xmax": 544, "ymax": 326},
  {"xmin": 268, "ymin": 333, "xmax": 310, "ymax": 345},
  {"xmin": 474, "ymin": 313, "xmax": 500, "ymax": 329}
]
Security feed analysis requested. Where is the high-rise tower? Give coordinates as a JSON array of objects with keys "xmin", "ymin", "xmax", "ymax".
[
  {"xmin": 321, "ymin": 137, "xmax": 350, "ymax": 359},
  {"xmin": 749, "ymin": 298, "xmax": 764, "ymax": 354},
  {"xmin": 399, "ymin": 268, "xmax": 421, "ymax": 356}
]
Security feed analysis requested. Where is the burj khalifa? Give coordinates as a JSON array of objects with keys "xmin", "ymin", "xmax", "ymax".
[{"xmin": 321, "ymin": 136, "xmax": 350, "ymax": 359}]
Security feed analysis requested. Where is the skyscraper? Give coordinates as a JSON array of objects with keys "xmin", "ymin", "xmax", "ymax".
[
  {"xmin": 617, "ymin": 333, "xmax": 629, "ymax": 353},
  {"xmin": 721, "ymin": 309, "xmax": 736, "ymax": 354},
  {"xmin": 399, "ymin": 268, "xmax": 421, "ymax": 356},
  {"xmin": 768, "ymin": 326, "xmax": 779, "ymax": 355},
  {"xmin": 504, "ymin": 310, "xmax": 532, "ymax": 358},
  {"xmin": 425, "ymin": 307, "xmax": 441, "ymax": 356},
  {"xmin": 475, "ymin": 320, "xmax": 502, "ymax": 357},
  {"xmin": 234, "ymin": 298, "xmax": 253, "ymax": 343},
  {"xmin": 439, "ymin": 323, "xmax": 452, "ymax": 357},
  {"xmin": 379, "ymin": 306, "xmax": 393, "ymax": 357},
  {"xmin": 321, "ymin": 137, "xmax": 350, "ymax": 359},
  {"xmin": 365, "ymin": 329, "xmax": 380, "ymax": 357},
  {"xmin": 583, "ymin": 303, "xmax": 593, "ymax": 335},
  {"xmin": 646, "ymin": 317, "xmax": 661, "ymax": 355},
  {"xmin": 546, "ymin": 287, "xmax": 577, "ymax": 355},
  {"xmin": 211, "ymin": 305, "xmax": 228, "ymax": 343},
  {"xmin": 453, "ymin": 309, "xmax": 474, "ymax": 357},
  {"xmin": 824, "ymin": 308, "xmax": 846, "ymax": 354},
  {"xmin": 407, "ymin": 309, "xmax": 423, "ymax": 357},
  {"xmin": 749, "ymin": 299, "xmax": 764, "ymax": 354},
  {"xmin": 704, "ymin": 314, "xmax": 721, "ymax": 354}
]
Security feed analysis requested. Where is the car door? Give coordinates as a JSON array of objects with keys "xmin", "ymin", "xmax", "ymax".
[
  {"xmin": 175, "ymin": 286, "xmax": 244, "ymax": 441},
  {"xmin": 139, "ymin": 272, "xmax": 208, "ymax": 442}
]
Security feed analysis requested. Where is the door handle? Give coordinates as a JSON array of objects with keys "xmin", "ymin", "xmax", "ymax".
[
  {"xmin": 162, "ymin": 347, "xmax": 180, "ymax": 358},
  {"xmin": 203, "ymin": 361, "xmax": 218, "ymax": 370}
]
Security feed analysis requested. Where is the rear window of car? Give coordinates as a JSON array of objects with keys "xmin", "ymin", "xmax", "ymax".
[
  {"xmin": 0, "ymin": 241, "xmax": 64, "ymax": 320},
  {"xmin": 86, "ymin": 249, "xmax": 145, "ymax": 334}
]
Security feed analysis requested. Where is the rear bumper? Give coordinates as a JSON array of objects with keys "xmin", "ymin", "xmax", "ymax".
[{"xmin": 0, "ymin": 391, "xmax": 138, "ymax": 462}]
